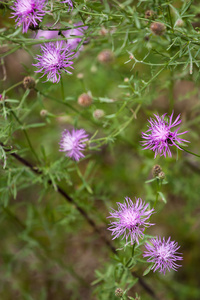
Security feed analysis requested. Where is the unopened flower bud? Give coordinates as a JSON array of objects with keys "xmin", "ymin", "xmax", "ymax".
[
  {"xmin": 93, "ymin": 109, "xmax": 105, "ymax": 119},
  {"xmin": 158, "ymin": 171, "xmax": 165, "ymax": 180},
  {"xmin": 40, "ymin": 109, "xmax": 48, "ymax": 117},
  {"xmin": 124, "ymin": 77, "xmax": 129, "ymax": 82},
  {"xmin": 99, "ymin": 26, "xmax": 108, "ymax": 36},
  {"xmin": 0, "ymin": 94, "xmax": 8, "ymax": 101},
  {"xmin": 115, "ymin": 288, "xmax": 123, "ymax": 298},
  {"xmin": 91, "ymin": 65, "xmax": 97, "ymax": 73},
  {"xmin": 98, "ymin": 49, "xmax": 114, "ymax": 64},
  {"xmin": 78, "ymin": 93, "xmax": 92, "ymax": 107},
  {"xmin": 152, "ymin": 165, "xmax": 162, "ymax": 177},
  {"xmin": 77, "ymin": 73, "xmax": 84, "ymax": 79},
  {"xmin": 175, "ymin": 19, "xmax": 184, "ymax": 27},
  {"xmin": 23, "ymin": 76, "xmax": 36, "ymax": 89},
  {"xmin": 145, "ymin": 10, "xmax": 155, "ymax": 19},
  {"xmin": 150, "ymin": 22, "xmax": 166, "ymax": 36}
]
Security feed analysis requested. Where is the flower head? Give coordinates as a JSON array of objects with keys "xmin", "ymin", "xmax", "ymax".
[
  {"xmin": 142, "ymin": 112, "xmax": 189, "ymax": 158},
  {"xmin": 107, "ymin": 197, "xmax": 154, "ymax": 245},
  {"xmin": 143, "ymin": 236, "xmax": 183, "ymax": 274},
  {"xmin": 33, "ymin": 41, "xmax": 74, "ymax": 83},
  {"xmin": 59, "ymin": 129, "xmax": 89, "ymax": 161},
  {"xmin": 11, "ymin": 0, "xmax": 47, "ymax": 33}
]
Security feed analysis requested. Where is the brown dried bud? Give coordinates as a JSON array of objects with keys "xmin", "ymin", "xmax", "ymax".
[
  {"xmin": 158, "ymin": 171, "xmax": 165, "ymax": 180},
  {"xmin": 115, "ymin": 288, "xmax": 123, "ymax": 298},
  {"xmin": 40, "ymin": 109, "xmax": 48, "ymax": 117},
  {"xmin": 78, "ymin": 93, "xmax": 92, "ymax": 107},
  {"xmin": 23, "ymin": 76, "xmax": 36, "ymax": 89},
  {"xmin": 145, "ymin": 10, "xmax": 156, "ymax": 19},
  {"xmin": 77, "ymin": 73, "xmax": 84, "ymax": 79},
  {"xmin": 93, "ymin": 109, "xmax": 105, "ymax": 119},
  {"xmin": 98, "ymin": 49, "xmax": 114, "ymax": 64},
  {"xmin": 152, "ymin": 165, "xmax": 162, "ymax": 177},
  {"xmin": 150, "ymin": 22, "xmax": 166, "ymax": 36}
]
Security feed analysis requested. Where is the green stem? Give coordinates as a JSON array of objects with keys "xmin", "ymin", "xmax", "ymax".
[
  {"xmin": 179, "ymin": 145, "xmax": 200, "ymax": 158},
  {"xmin": 153, "ymin": 179, "xmax": 160, "ymax": 210},
  {"xmin": 169, "ymin": 69, "xmax": 174, "ymax": 113},
  {"xmin": 131, "ymin": 242, "xmax": 136, "ymax": 258},
  {"xmin": 10, "ymin": 109, "xmax": 40, "ymax": 163},
  {"xmin": 167, "ymin": 5, "xmax": 174, "ymax": 33},
  {"xmin": 144, "ymin": 179, "xmax": 161, "ymax": 235},
  {"xmin": 4, "ymin": 80, "xmax": 23, "ymax": 94},
  {"xmin": 60, "ymin": 75, "xmax": 65, "ymax": 101}
]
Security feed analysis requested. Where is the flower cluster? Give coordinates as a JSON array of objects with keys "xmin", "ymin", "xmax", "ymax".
[
  {"xmin": 107, "ymin": 197, "xmax": 183, "ymax": 274},
  {"xmin": 33, "ymin": 41, "xmax": 74, "ymax": 83},
  {"xmin": 107, "ymin": 197, "xmax": 154, "ymax": 245},
  {"xmin": 33, "ymin": 22, "xmax": 87, "ymax": 82},
  {"xmin": 59, "ymin": 129, "xmax": 89, "ymax": 161},
  {"xmin": 142, "ymin": 112, "xmax": 189, "ymax": 158},
  {"xmin": 11, "ymin": 0, "xmax": 82, "ymax": 83}
]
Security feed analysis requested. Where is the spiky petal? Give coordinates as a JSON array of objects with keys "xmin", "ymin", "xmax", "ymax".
[
  {"xmin": 107, "ymin": 197, "xmax": 154, "ymax": 245},
  {"xmin": 10, "ymin": 0, "xmax": 47, "ymax": 33},
  {"xmin": 143, "ymin": 236, "xmax": 183, "ymax": 274},
  {"xmin": 142, "ymin": 112, "xmax": 189, "ymax": 158},
  {"xmin": 59, "ymin": 129, "xmax": 89, "ymax": 161},
  {"xmin": 33, "ymin": 41, "xmax": 74, "ymax": 83}
]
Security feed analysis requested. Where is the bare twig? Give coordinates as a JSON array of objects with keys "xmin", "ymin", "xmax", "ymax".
[{"xmin": 1, "ymin": 142, "xmax": 159, "ymax": 300}]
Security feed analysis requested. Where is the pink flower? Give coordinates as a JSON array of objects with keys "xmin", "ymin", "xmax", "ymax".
[
  {"xmin": 59, "ymin": 129, "xmax": 89, "ymax": 161},
  {"xmin": 11, "ymin": 0, "xmax": 47, "ymax": 33},
  {"xmin": 142, "ymin": 112, "xmax": 189, "ymax": 158},
  {"xmin": 108, "ymin": 197, "xmax": 154, "ymax": 245},
  {"xmin": 143, "ymin": 236, "xmax": 183, "ymax": 274}
]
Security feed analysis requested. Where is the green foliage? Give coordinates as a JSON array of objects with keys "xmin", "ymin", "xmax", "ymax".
[{"xmin": 1, "ymin": 0, "xmax": 200, "ymax": 299}]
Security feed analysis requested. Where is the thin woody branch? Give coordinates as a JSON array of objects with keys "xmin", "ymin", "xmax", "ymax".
[{"xmin": 1, "ymin": 142, "xmax": 159, "ymax": 300}]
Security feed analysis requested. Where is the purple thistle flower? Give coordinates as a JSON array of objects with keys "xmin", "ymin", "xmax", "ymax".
[
  {"xmin": 142, "ymin": 112, "xmax": 189, "ymax": 158},
  {"xmin": 107, "ymin": 197, "xmax": 154, "ymax": 245},
  {"xmin": 143, "ymin": 236, "xmax": 183, "ymax": 274},
  {"xmin": 59, "ymin": 129, "xmax": 89, "ymax": 161},
  {"xmin": 33, "ymin": 41, "xmax": 74, "ymax": 83},
  {"xmin": 10, "ymin": 0, "xmax": 47, "ymax": 33}
]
